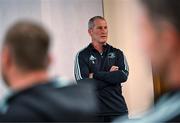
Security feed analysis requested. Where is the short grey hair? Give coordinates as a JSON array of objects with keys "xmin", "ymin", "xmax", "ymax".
[{"xmin": 88, "ymin": 16, "xmax": 105, "ymax": 29}]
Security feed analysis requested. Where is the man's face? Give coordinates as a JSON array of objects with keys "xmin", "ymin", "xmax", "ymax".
[
  {"xmin": 89, "ymin": 19, "xmax": 108, "ymax": 44},
  {"xmin": 139, "ymin": 10, "xmax": 174, "ymax": 73}
]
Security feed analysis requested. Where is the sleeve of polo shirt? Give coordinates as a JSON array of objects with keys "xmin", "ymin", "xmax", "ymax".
[
  {"xmin": 93, "ymin": 50, "xmax": 129, "ymax": 84},
  {"xmin": 74, "ymin": 52, "xmax": 90, "ymax": 81}
]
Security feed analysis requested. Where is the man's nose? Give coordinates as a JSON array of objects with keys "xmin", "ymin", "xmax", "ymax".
[{"xmin": 101, "ymin": 28, "xmax": 107, "ymax": 33}]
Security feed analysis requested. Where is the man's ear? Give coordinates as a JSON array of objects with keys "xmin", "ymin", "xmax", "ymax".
[
  {"xmin": 88, "ymin": 29, "xmax": 92, "ymax": 36},
  {"xmin": 2, "ymin": 46, "xmax": 12, "ymax": 69},
  {"xmin": 160, "ymin": 21, "xmax": 180, "ymax": 54}
]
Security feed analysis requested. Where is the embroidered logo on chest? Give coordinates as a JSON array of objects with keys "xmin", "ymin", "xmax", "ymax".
[
  {"xmin": 108, "ymin": 52, "xmax": 116, "ymax": 59},
  {"xmin": 89, "ymin": 55, "xmax": 96, "ymax": 64}
]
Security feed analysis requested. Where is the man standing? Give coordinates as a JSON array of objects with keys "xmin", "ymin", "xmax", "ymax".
[
  {"xmin": 74, "ymin": 16, "xmax": 129, "ymax": 122},
  {"xmin": 0, "ymin": 21, "xmax": 97, "ymax": 122}
]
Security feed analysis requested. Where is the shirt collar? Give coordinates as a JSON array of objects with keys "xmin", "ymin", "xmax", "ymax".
[{"xmin": 88, "ymin": 43, "xmax": 109, "ymax": 52}]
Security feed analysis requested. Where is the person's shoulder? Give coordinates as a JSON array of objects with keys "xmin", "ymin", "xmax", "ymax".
[
  {"xmin": 0, "ymin": 87, "xmax": 47, "ymax": 122},
  {"xmin": 2, "ymin": 82, "xmax": 98, "ymax": 122},
  {"xmin": 76, "ymin": 44, "xmax": 91, "ymax": 57},
  {"xmin": 6, "ymin": 82, "xmax": 56, "ymax": 105},
  {"xmin": 107, "ymin": 44, "xmax": 123, "ymax": 54}
]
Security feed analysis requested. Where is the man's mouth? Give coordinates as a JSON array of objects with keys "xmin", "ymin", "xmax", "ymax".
[{"xmin": 101, "ymin": 36, "xmax": 107, "ymax": 38}]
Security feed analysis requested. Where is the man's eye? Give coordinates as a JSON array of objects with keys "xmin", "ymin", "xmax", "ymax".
[{"xmin": 97, "ymin": 27, "xmax": 107, "ymax": 29}]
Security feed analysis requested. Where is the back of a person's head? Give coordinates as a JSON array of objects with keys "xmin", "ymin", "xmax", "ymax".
[
  {"xmin": 4, "ymin": 21, "xmax": 50, "ymax": 71},
  {"xmin": 141, "ymin": 0, "xmax": 180, "ymax": 32}
]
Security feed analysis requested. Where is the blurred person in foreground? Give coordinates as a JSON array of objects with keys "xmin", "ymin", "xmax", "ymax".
[
  {"xmin": 74, "ymin": 16, "xmax": 129, "ymax": 122},
  {"xmin": 0, "ymin": 21, "xmax": 97, "ymax": 122},
  {"xmin": 115, "ymin": 0, "xmax": 180, "ymax": 122}
]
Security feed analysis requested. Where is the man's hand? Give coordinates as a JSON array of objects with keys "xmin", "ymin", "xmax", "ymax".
[
  {"xmin": 89, "ymin": 73, "xmax": 94, "ymax": 79},
  {"xmin": 110, "ymin": 66, "xmax": 119, "ymax": 72}
]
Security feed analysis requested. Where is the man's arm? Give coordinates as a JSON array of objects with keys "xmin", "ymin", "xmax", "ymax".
[
  {"xmin": 93, "ymin": 50, "xmax": 129, "ymax": 84},
  {"xmin": 74, "ymin": 52, "xmax": 90, "ymax": 81},
  {"xmin": 74, "ymin": 52, "xmax": 110, "ymax": 90}
]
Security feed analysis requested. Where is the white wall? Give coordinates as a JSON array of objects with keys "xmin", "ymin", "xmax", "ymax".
[
  {"xmin": 0, "ymin": 0, "xmax": 103, "ymax": 99},
  {"xmin": 103, "ymin": 0, "xmax": 154, "ymax": 118}
]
